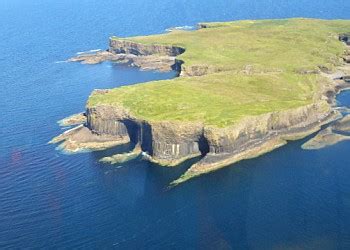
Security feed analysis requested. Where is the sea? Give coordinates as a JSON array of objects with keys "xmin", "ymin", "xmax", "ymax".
[{"xmin": 1, "ymin": 0, "xmax": 350, "ymax": 249}]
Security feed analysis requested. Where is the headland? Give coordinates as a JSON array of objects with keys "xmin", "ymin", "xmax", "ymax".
[{"xmin": 52, "ymin": 18, "xmax": 350, "ymax": 184}]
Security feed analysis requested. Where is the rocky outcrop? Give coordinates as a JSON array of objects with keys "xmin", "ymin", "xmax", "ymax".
[
  {"xmin": 333, "ymin": 115, "xmax": 350, "ymax": 131},
  {"xmin": 340, "ymin": 75, "xmax": 350, "ymax": 82},
  {"xmin": 81, "ymin": 98, "xmax": 337, "ymax": 168},
  {"xmin": 68, "ymin": 50, "xmax": 182, "ymax": 72},
  {"xmin": 147, "ymin": 122, "xmax": 205, "ymax": 165},
  {"xmin": 50, "ymin": 102, "xmax": 132, "ymax": 153},
  {"xmin": 84, "ymin": 104, "xmax": 205, "ymax": 165},
  {"xmin": 86, "ymin": 105, "xmax": 132, "ymax": 138},
  {"xmin": 58, "ymin": 112, "xmax": 86, "ymax": 127},
  {"xmin": 204, "ymin": 103, "xmax": 329, "ymax": 154},
  {"xmin": 180, "ymin": 65, "xmax": 221, "ymax": 77},
  {"xmin": 302, "ymin": 115, "xmax": 350, "ymax": 150},
  {"xmin": 197, "ymin": 23, "xmax": 209, "ymax": 29},
  {"xmin": 68, "ymin": 39, "xmax": 185, "ymax": 72},
  {"xmin": 68, "ymin": 51, "xmax": 122, "ymax": 64},
  {"xmin": 339, "ymin": 33, "xmax": 350, "ymax": 45},
  {"xmin": 171, "ymin": 102, "xmax": 340, "ymax": 184},
  {"xmin": 49, "ymin": 125, "xmax": 129, "ymax": 153},
  {"xmin": 109, "ymin": 39, "xmax": 185, "ymax": 57},
  {"xmin": 100, "ymin": 146, "xmax": 142, "ymax": 164}
]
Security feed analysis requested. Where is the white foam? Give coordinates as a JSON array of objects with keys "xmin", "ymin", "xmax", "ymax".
[
  {"xmin": 76, "ymin": 49, "xmax": 102, "ymax": 55},
  {"xmin": 54, "ymin": 60, "xmax": 68, "ymax": 64}
]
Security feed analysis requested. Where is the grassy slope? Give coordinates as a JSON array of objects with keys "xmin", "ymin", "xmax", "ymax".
[{"xmin": 88, "ymin": 19, "xmax": 350, "ymax": 127}]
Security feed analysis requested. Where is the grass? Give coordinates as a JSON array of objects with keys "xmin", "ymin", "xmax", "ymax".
[{"xmin": 88, "ymin": 18, "xmax": 350, "ymax": 127}]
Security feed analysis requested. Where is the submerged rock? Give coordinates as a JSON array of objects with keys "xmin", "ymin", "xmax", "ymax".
[
  {"xmin": 302, "ymin": 127, "xmax": 350, "ymax": 150},
  {"xmin": 171, "ymin": 137, "xmax": 288, "ymax": 186},
  {"xmin": 302, "ymin": 115, "xmax": 350, "ymax": 150},
  {"xmin": 100, "ymin": 146, "xmax": 142, "ymax": 164},
  {"xmin": 68, "ymin": 51, "xmax": 120, "ymax": 64},
  {"xmin": 333, "ymin": 115, "xmax": 350, "ymax": 131}
]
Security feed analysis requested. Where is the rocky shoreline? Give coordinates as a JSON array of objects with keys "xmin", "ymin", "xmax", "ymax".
[
  {"xmin": 52, "ymin": 32, "xmax": 350, "ymax": 184},
  {"xmin": 68, "ymin": 39, "xmax": 185, "ymax": 73}
]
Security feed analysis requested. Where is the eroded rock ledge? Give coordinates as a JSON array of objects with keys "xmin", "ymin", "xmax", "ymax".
[{"xmin": 68, "ymin": 38, "xmax": 185, "ymax": 73}]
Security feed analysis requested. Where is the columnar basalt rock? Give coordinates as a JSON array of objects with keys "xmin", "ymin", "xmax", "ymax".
[
  {"xmin": 147, "ymin": 122, "xmax": 204, "ymax": 165},
  {"xmin": 202, "ymin": 102, "xmax": 333, "ymax": 156},
  {"xmin": 86, "ymin": 105, "xmax": 132, "ymax": 138},
  {"xmin": 84, "ymin": 107, "xmax": 205, "ymax": 165},
  {"xmin": 83, "ymin": 99, "xmax": 336, "ymax": 168},
  {"xmin": 171, "ymin": 102, "xmax": 340, "ymax": 185}
]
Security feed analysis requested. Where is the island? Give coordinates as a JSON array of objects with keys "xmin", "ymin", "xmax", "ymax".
[{"xmin": 51, "ymin": 18, "xmax": 350, "ymax": 185}]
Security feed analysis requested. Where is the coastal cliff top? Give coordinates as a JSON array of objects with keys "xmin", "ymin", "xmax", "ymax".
[{"xmin": 88, "ymin": 18, "xmax": 350, "ymax": 127}]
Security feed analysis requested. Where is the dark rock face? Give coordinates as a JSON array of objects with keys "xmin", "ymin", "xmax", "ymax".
[
  {"xmin": 86, "ymin": 106, "xmax": 131, "ymax": 138},
  {"xmin": 149, "ymin": 122, "xmax": 204, "ymax": 162},
  {"xmin": 85, "ymin": 106, "xmax": 205, "ymax": 164},
  {"xmin": 140, "ymin": 122, "xmax": 153, "ymax": 155},
  {"xmin": 109, "ymin": 39, "xmax": 185, "ymax": 57},
  {"xmin": 339, "ymin": 33, "xmax": 350, "ymax": 45},
  {"xmin": 197, "ymin": 23, "xmax": 209, "ymax": 29},
  {"xmin": 198, "ymin": 102, "xmax": 333, "ymax": 164},
  {"xmin": 341, "ymin": 75, "xmax": 350, "ymax": 83}
]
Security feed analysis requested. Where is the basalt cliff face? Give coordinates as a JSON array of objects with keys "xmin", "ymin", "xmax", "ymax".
[
  {"xmin": 86, "ymin": 104, "xmax": 205, "ymax": 165},
  {"xmin": 83, "ymin": 98, "xmax": 338, "ymax": 175}
]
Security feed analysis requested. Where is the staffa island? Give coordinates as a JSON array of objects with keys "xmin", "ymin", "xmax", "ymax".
[{"xmin": 51, "ymin": 18, "xmax": 350, "ymax": 185}]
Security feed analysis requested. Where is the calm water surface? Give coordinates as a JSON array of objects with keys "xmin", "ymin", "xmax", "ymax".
[{"xmin": 1, "ymin": 0, "xmax": 350, "ymax": 249}]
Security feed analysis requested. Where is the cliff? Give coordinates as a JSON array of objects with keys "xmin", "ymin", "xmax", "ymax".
[
  {"xmin": 53, "ymin": 19, "xmax": 350, "ymax": 184},
  {"xmin": 85, "ymin": 104, "xmax": 205, "ymax": 165},
  {"xmin": 82, "ymin": 98, "xmax": 340, "ymax": 184},
  {"xmin": 108, "ymin": 39, "xmax": 185, "ymax": 57}
]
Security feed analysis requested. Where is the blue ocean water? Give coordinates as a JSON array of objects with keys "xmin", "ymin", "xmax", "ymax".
[{"xmin": 1, "ymin": 0, "xmax": 350, "ymax": 248}]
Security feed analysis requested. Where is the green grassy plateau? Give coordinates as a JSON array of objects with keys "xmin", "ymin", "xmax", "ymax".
[{"xmin": 88, "ymin": 19, "xmax": 350, "ymax": 127}]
